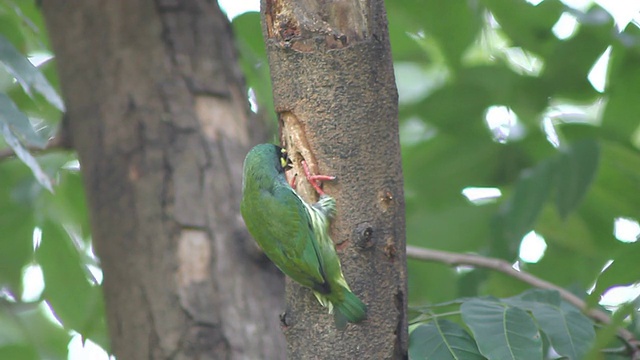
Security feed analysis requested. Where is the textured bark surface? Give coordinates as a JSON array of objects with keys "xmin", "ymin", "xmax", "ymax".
[
  {"xmin": 262, "ymin": 0, "xmax": 408, "ymax": 358},
  {"xmin": 42, "ymin": 1, "xmax": 286, "ymax": 359}
]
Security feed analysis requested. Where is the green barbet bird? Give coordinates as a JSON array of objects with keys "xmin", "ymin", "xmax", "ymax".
[{"xmin": 240, "ymin": 143, "xmax": 367, "ymax": 328}]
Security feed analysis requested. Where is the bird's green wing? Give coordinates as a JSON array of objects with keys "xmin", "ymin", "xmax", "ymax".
[{"xmin": 245, "ymin": 182, "xmax": 327, "ymax": 290}]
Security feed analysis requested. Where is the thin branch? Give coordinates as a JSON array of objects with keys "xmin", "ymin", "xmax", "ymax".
[
  {"xmin": 0, "ymin": 124, "xmax": 72, "ymax": 161},
  {"xmin": 406, "ymin": 245, "xmax": 640, "ymax": 353}
]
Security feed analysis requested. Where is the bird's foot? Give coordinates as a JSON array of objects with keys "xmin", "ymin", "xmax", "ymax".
[{"xmin": 301, "ymin": 160, "xmax": 335, "ymax": 196}]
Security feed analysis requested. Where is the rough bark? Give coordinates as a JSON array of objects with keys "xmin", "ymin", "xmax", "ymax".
[
  {"xmin": 41, "ymin": 1, "xmax": 286, "ymax": 359},
  {"xmin": 262, "ymin": 0, "xmax": 408, "ymax": 358}
]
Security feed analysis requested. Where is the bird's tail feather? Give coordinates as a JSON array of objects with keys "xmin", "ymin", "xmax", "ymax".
[{"xmin": 334, "ymin": 288, "xmax": 367, "ymax": 329}]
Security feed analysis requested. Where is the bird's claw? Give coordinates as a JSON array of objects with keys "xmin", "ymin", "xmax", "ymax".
[
  {"xmin": 288, "ymin": 173, "xmax": 298, "ymax": 189},
  {"xmin": 301, "ymin": 160, "xmax": 335, "ymax": 196}
]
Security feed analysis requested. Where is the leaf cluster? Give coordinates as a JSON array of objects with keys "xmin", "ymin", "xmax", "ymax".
[
  {"xmin": 410, "ymin": 289, "xmax": 597, "ymax": 360},
  {"xmin": 0, "ymin": 1, "xmax": 107, "ymax": 358}
]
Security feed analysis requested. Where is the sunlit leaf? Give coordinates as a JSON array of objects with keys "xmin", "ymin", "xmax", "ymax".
[
  {"xmin": 0, "ymin": 121, "xmax": 52, "ymax": 192},
  {"xmin": 7, "ymin": 58, "xmax": 63, "ymax": 131},
  {"xmin": 0, "ymin": 93, "xmax": 45, "ymax": 148},
  {"xmin": 34, "ymin": 153, "xmax": 91, "ymax": 239},
  {"xmin": 0, "ymin": 34, "xmax": 64, "ymax": 111},
  {"xmin": 541, "ymin": 6, "xmax": 614, "ymax": 100},
  {"xmin": 16, "ymin": 306, "xmax": 71, "ymax": 359},
  {"xmin": 403, "ymin": 136, "xmax": 500, "ymax": 208},
  {"xmin": 590, "ymin": 242, "xmax": 640, "ymax": 303},
  {"xmin": 408, "ymin": 65, "xmax": 520, "ymax": 138},
  {"xmin": 482, "ymin": 0, "xmax": 563, "ymax": 57},
  {"xmin": 0, "ymin": 0, "xmax": 50, "ymax": 53},
  {"xmin": 35, "ymin": 221, "xmax": 106, "ymax": 344}
]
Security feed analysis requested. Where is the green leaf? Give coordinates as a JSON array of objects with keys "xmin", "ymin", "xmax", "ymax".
[
  {"xmin": 403, "ymin": 136, "xmax": 500, "ymax": 208},
  {"xmin": 0, "ymin": 307, "xmax": 28, "ymax": 345},
  {"xmin": 6, "ymin": 58, "xmax": 63, "ymax": 130},
  {"xmin": 35, "ymin": 153, "xmax": 91, "ymax": 239},
  {"xmin": 232, "ymin": 11, "xmax": 275, "ymax": 126},
  {"xmin": 386, "ymin": 3, "xmax": 429, "ymax": 62},
  {"xmin": 409, "ymin": 319, "xmax": 485, "ymax": 360},
  {"xmin": 35, "ymin": 221, "xmax": 106, "ymax": 342},
  {"xmin": 0, "ymin": 159, "xmax": 35, "ymax": 294},
  {"xmin": 420, "ymin": 0, "xmax": 482, "ymax": 68},
  {"xmin": 499, "ymin": 159, "xmax": 555, "ymax": 246},
  {"xmin": 536, "ymin": 204, "xmax": 599, "ymax": 256},
  {"xmin": 0, "ymin": 344, "xmax": 38, "ymax": 360},
  {"xmin": 408, "ymin": 65, "xmax": 521, "ymax": 138},
  {"xmin": 0, "ymin": 1, "xmax": 51, "ymax": 53},
  {"xmin": 555, "ymin": 139, "xmax": 600, "ymax": 219},
  {"xmin": 505, "ymin": 288, "xmax": 561, "ymax": 307},
  {"xmin": 505, "ymin": 289, "xmax": 595, "ymax": 360},
  {"xmin": 526, "ymin": 241, "xmax": 607, "ymax": 290},
  {"xmin": 595, "ymin": 142, "xmax": 640, "ymax": 220},
  {"xmin": 0, "ymin": 120, "xmax": 53, "ymax": 192},
  {"xmin": 15, "ymin": 306, "xmax": 71, "ymax": 360},
  {"xmin": 541, "ymin": 6, "xmax": 614, "ymax": 100},
  {"xmin": 232, "ymin": 12, "xmax": 265, "ymax": 60},
  {"xmin": 0, "ymin": 34, "xmax": 64, "ymax": 111},
  {"xmin": 0, "ymin": 212, "xmax": 32, "ymax": 295},
  {"xmin": 0, "ymin": 92, "xmax": 46, "ymax": 148},
  {"xmin": 602, "ymin": 24, "xmax": 640, "ymax": 142},
  {"xmin": 590, "ymin": 242, "xmax": 640, "ymax": 301},
  {"xmin": 483, "ymin": 271, "xmax": 531, "ymax": 299},
  {"xmin": 584, "ymin": 300, "xmax": 636, "ymax": 360},
  {"xmin": 481, "ymin": 0, "xmax": 563, "ymax": 57},
  {"xmin": 407, "ymin": 203, "xmax": 497, "ymax": 252},
  {"xmin": 533, "ymin": 305, "xmax": 594, "ymax": 359},
  {"xmin": 0, "ymin": 6, "xmax": 27, "ymax": 54},
  {"xmin": 577, "ymin": 141, "xmax": 640, "ymax": 250},
  {"xmin": 408, "ymin": 260, "xmax": 458, "ymax": 305},
  {"xmin": 461, "ymin": 298, "xmax": 543, "ymax": 360}
]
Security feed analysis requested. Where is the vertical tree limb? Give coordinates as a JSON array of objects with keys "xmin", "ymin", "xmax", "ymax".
[{"xmin": 262, "ymin": 0, "xmax": 408, "ymax": 358}]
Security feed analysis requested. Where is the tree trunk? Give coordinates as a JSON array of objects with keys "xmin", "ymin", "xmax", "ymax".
[
  {"xmin": 261, "ymin": 0, "xmax": 408, "ymax": 358},
  {"xmin": 41, "ymin": 1, "xmax": 286, "ymax": 359}
]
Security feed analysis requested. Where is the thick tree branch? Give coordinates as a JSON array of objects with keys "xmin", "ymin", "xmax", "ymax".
[
  {"xmin": 406, "ymin": 245, "xmax": 639, "ymax": 353},
  {"xmin": 263, "ymin": 0, "xmax": 406, "ymax": 357},
  {"xmin": 42, "ymin": 1, "xmax": 286, "ymax": 357}
]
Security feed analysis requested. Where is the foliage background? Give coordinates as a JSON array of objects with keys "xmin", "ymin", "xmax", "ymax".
[{"xmin": 0, "ymin": 0, "xmax": 639, "ymax": 358}]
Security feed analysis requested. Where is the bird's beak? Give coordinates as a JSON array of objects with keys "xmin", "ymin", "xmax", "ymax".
[{"xmin": 280, "ymin": 148, "xmax": 293, "ymax": 171}]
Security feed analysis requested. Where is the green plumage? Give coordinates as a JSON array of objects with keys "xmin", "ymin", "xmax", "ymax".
[{"xmin": 240, "ymin": 143, "xmax": 366, "ymax": 327}]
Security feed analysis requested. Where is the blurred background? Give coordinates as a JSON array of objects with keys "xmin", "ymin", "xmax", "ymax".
[{"xmin": 1, "ymin": 0, "xmax": 639, "ymax": 358}]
